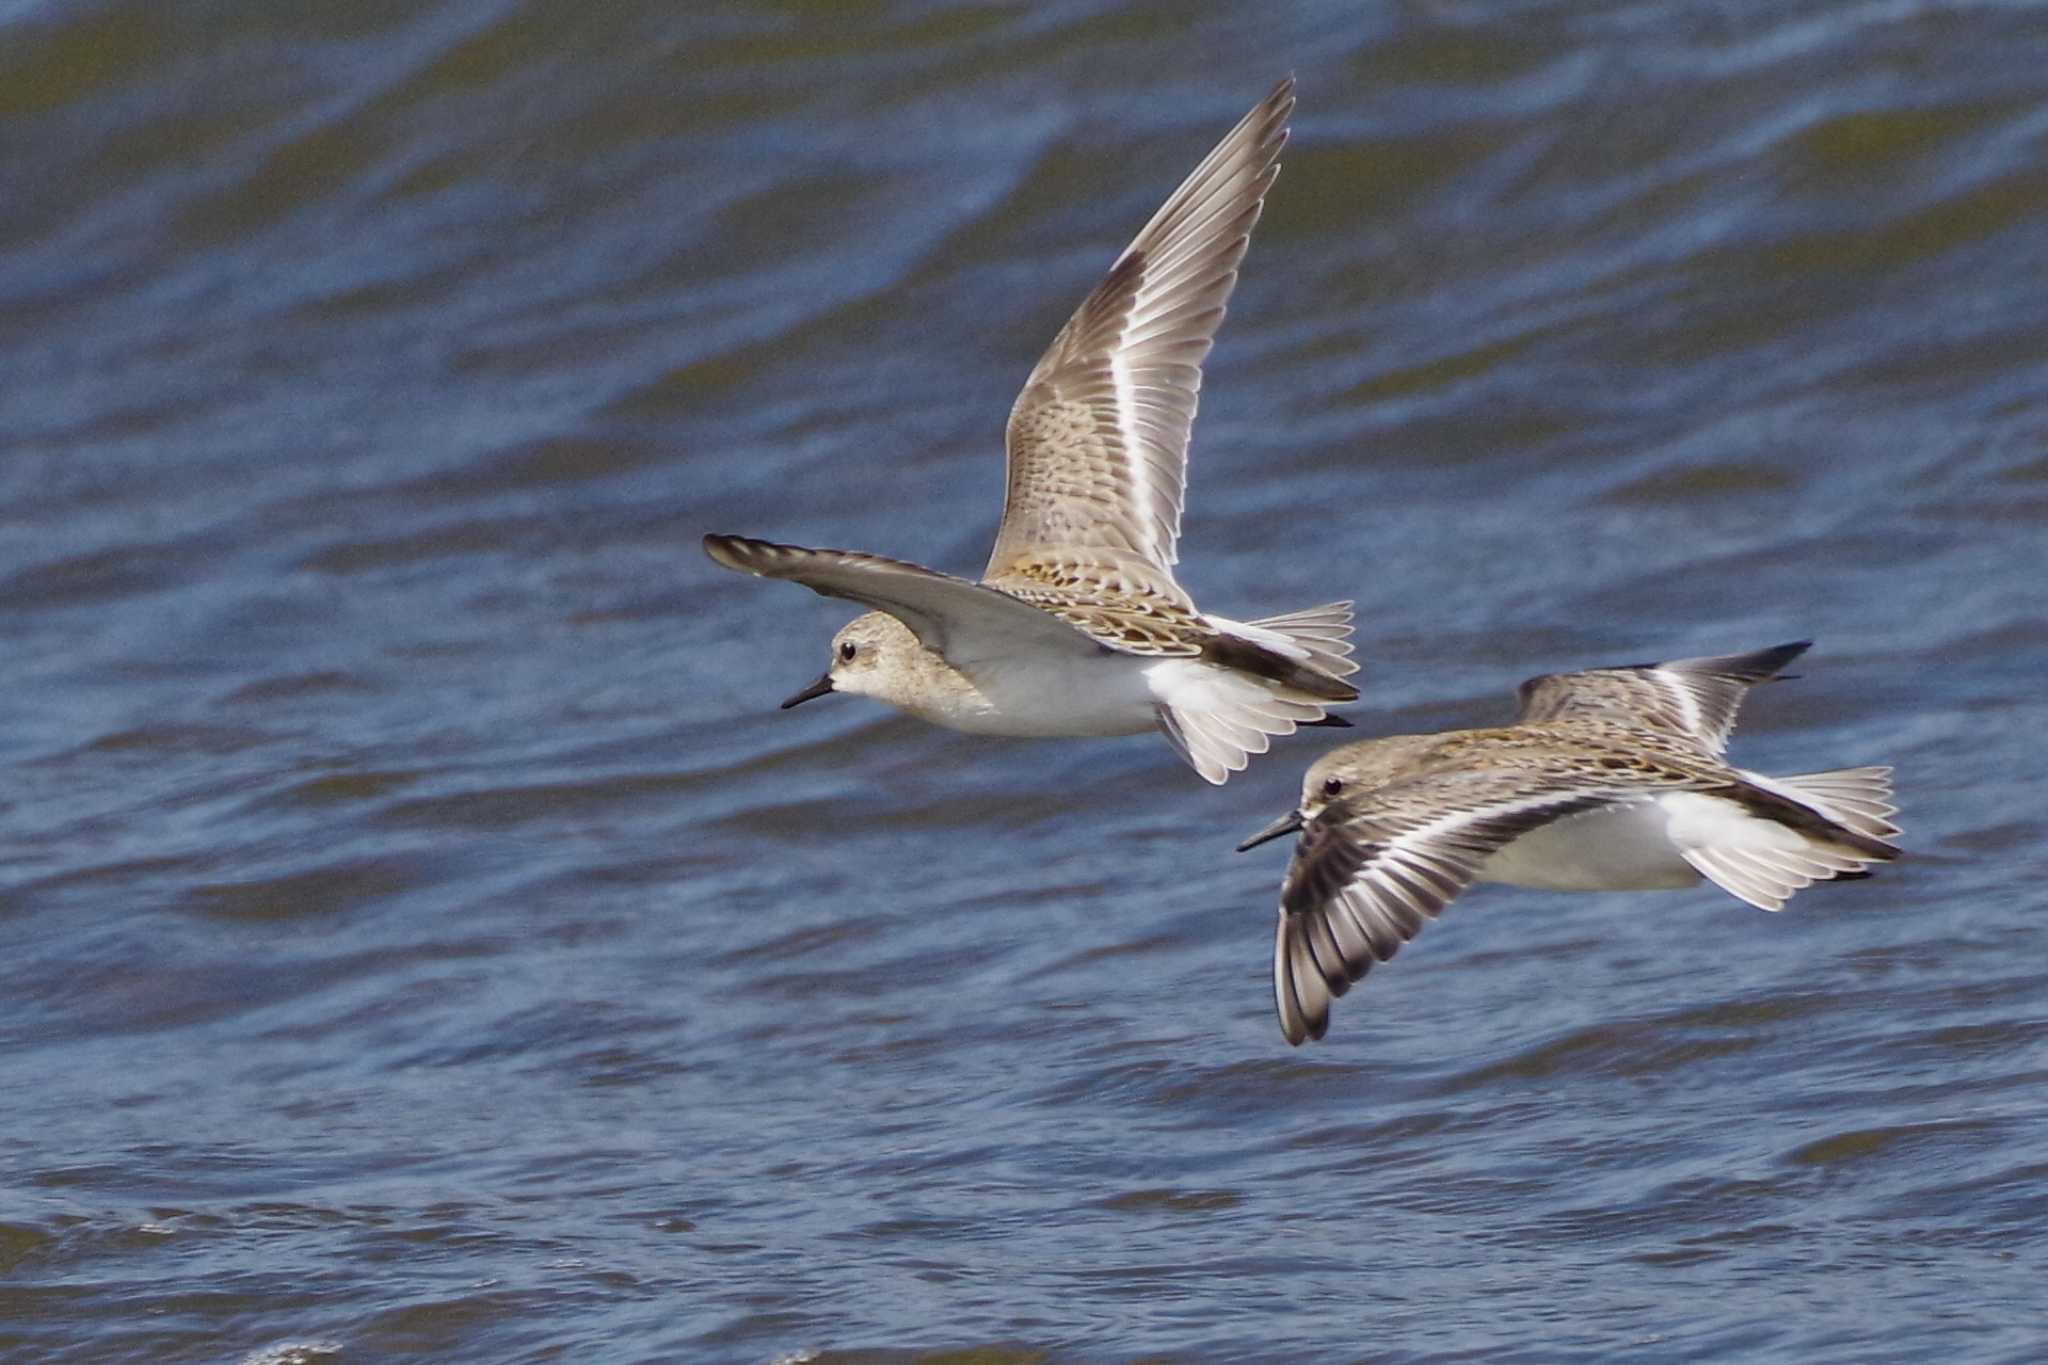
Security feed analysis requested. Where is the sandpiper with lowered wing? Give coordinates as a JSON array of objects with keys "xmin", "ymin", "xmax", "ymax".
[
  {"xmin": 1237, "ymin": 642, "xmax": 1901, "ymax": 1045},
  {"xmin": 704, "ymin": 78, "xmax": 1359, "ymax": 784}
]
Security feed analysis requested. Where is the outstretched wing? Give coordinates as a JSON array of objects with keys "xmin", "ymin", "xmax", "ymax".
[
  {"xmin": 1513, "ymin": 641, "xmax": 1811, "ymax": 756},
  {"xmin": 704, "ymin": 533, "xmax": 1122, "ymax": 667},
  {"xmin": 1271, "ymin": 769, "xmax": 1653, "ymax": 1047},
  {"xmin": 985, "ymin": 77, "xmax": 1295, "ymax": 584}
]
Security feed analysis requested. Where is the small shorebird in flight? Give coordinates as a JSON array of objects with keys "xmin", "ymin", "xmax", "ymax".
[
  {"xmin": 1238, "ymin": 643, "xmax": 1901, "ymax": 1044},
  {"xmin": 705, "ymin": 78, "xmax": 1359, "ymax": 784}
]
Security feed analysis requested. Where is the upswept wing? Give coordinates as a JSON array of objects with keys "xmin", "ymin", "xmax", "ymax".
[
  {"xmin": 1512, "ymin": 641, "xmax": 1811, "ymax": 756},
  {"xmin": 985, "ymin": 78, "xmax": 1295, "ymax": 582},
  {"xmin": 987, "ymin": 550, "xmax": 1210, "ymax": 655}
]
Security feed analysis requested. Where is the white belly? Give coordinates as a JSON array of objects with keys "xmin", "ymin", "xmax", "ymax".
[
  {"xmin": 1479, "ymin": 801, "xmax": 1702, "ymax": 892},
  {"xmin": 919, "ymin": 652, "xmax": 1159, "ymax": 737}
]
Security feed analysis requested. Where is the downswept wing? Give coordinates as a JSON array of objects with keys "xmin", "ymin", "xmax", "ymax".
[
  {"xmin": 1513, "ymin": 641, "xmax": 1812, "ymax": 756},
  {"xmin": 1271, "ymin": 767, "xmax": 1689, "ymax": 1046},
  {"xmin": 985, "ymin": 77, "xmax": 1295, "ymax": 585},
  {"xmin": 703, "ymin": 534, "xmax": 1126, "ymax": 669}
]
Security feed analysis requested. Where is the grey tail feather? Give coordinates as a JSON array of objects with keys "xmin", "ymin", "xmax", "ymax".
[
  {"xmin": 1303, "ymin": 714, "xmax": 1352, "ymax": 728},
  {"xmin": 1770, "ymin": 766, "xmax": 1901, "ymax": 842},
  {"xmin": 1200, "ymin": 634, "xmax": 1358, "ymax": 702},
  {"xmin": 1246, "ymin": 600, "xmax": 1359, "ymax": 680},
  {"xmin": 1731, "ymin": 781, "xmax": 1903, "ymax": 862}
]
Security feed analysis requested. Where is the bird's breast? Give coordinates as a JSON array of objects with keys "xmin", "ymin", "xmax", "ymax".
[
  {"xmin": 1478, "ymin": 800, "xmax": 1702, "ymax": 892},
  {"xmin": 911, "ymin": 652, "xmax": 1158, "ymax": 737}
]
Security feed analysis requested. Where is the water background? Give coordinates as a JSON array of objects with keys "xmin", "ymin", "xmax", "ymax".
[{"xmin": 4, "ymin": 2, "xmax": 2046, "ymax": 1360}]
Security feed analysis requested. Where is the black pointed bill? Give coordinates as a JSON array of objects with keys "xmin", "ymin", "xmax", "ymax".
[
  {"xmin": 1236, "ymin": 809, "xmax": 1305, "ymax": 852},
  {"xmin": 779, "ymin": 672, "xmax": 835, "ymax": 709}
]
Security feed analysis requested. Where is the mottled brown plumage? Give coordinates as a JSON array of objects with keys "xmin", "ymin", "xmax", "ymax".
[
  {"xmin": 705, "ymin": 79, "xmax": 1362, "ymax": 782},
  {"xmin": 1240, "ymin": 644, "xmax": 1902, "ymax": 1045}
]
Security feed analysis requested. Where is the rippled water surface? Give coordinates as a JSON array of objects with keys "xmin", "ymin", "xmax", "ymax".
[{"xmin": 5, "ymin": 2, "xmax": 2047, "ymax": 1360}]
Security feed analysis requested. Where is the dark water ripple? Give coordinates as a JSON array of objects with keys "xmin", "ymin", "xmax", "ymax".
[{"xmin": 4, "ymin": 0, "xmax": 2047, "ymax": 1360}]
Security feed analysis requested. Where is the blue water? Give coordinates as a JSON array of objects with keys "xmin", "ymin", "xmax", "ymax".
[{"xmin": 4, "ymin": 2, "xmax": 2046, "ymax": 1360}]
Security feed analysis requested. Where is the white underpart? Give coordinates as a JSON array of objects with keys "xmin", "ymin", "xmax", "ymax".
[
  {"xmin": 917, "ymin": 650, "xmax": 1160, "ymax": 737},
  {"xmin": 905, "ymin": 642, "xmax": 1337, "ymax": 765},
  {"xmin": 1669, "ymin": 780, "xmax": 1893, "ymax": 910},
  {"xmin": 1660, "ymin": 791, "xmax": 1831, "ymax": 909},
  {"xmin": 1481, "ymin": 789, "xmax": 1888, "ymax": 912},
  {"xmin": 1145, "ymin": 657, "xmax": 1330, "ymax": 784},
  {"xmin": 1479, "ymin": 801, "xmax": 1703, "ymax": 892}
]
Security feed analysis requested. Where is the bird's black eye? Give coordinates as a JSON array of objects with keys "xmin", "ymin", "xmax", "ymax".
[
  {"xmin": 838, "ymin": 641, "xmax": 857, "ymax": 663},
  {"xmin": 1321, "ymin": 777, "xmax": 1344, "ymax": 798}
]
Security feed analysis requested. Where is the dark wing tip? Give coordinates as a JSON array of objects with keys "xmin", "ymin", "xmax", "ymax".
[
  {"xmin": 1258, "ymin": 79, "xmax": 1296, "ymax": 167},
  {"xmin": 1614, "ymin": 640, "xmax": 1813, "ymax": 678},
  {"xmin": 1274, "ymin": 916, "xmax": 1330, "ymax": 1047},
  {"xmin": 1681, "ymin": 640, "xmax": 1814, "ymax": 681},
  {"xmin": 1756, "ymin": 640, "xmax": 1814, "ymax": 680},
  {"xmin": 1267, "ymin": 74, "xmax": 1297, "ymax": 119},
  {"xmin": 703, "ymin": 532, "xmax": 773, "ymax": 574}
]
